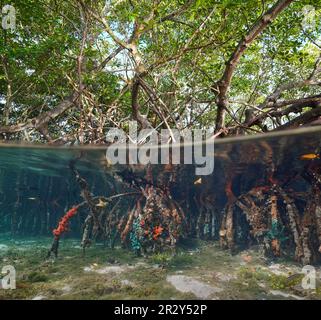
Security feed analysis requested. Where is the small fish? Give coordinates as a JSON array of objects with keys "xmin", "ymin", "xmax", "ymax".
[
  {"xmin": 285, "ymin": 273, "xmax": 303, "ymax": 285},
  {"xmin": 194, "ymin": 178, "xmax": 202, "ymax": 185},
  {"xmin": 103, "ymin": 156, "xmax": 113, "ymax": 168},
  {"xmin": 96, "ymin": 199, "xmax": 108, "ymax": 208},
  {"xmin": 300, "ymin": 153, "xmax": 320, "ymax": 160},
  {"xmin": 18, "ymin": 186, "xmax": 39, "ymax": 191},
  {"xmin": 27, "ymin": 197, "xmax": 37, "ymax": 201},
  {"xmin": 92, "ymin": 263, "xmax": 98, "ymax": 267}
]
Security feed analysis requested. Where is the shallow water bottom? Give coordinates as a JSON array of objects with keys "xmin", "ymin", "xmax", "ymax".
[{"xmin": 0, "ymin": 237, "xmax": 320, "ymax": 300}]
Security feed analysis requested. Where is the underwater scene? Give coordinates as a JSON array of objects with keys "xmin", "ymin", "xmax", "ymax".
[{"xmin": 1, "ymin": 127, "xmax": 321, "ymax": 300}]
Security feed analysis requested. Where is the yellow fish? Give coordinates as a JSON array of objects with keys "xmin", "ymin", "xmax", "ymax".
[
  {"xmin": 194, "ymin": 178, "xmax": 202, "ymax": 185},
  {"xmin": 99, "ymin": 155, "xmax": 114, "ymax": 169},
  {"xmin": 105, "ymin": 156, "xmax": 113, "ymax": 167},
  {"xmin": 300, "ymin": 153, "xmax": 320, "ymax": 160},
  {"xmin": 96, "ymin": 199, "xmax": 108, "ymax": 208}
]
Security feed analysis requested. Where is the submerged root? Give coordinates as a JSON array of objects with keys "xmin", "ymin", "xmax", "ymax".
[
  {"xmin": 219, "ymin": 203, "xmax": 234, "ymax": 250},
  {"xmin": 120, "ymin": 185, "xmax": 184, "ymax": 255},
  {"xmin": 45, "ymin": 154, "xmax": 321, "ymax": 265}
]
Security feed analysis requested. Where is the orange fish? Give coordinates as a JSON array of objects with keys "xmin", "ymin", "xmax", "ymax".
[
  {"xmin": 300, "ymin": 153, "xmax": 320, "ymax": 160},
  {"xmin": 153, "ymin": 226, "xmax": 163, "ymax": 240}
]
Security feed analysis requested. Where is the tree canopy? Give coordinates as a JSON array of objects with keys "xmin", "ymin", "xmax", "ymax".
[{"xmin": 0, "ymin": 0, "xmax": 321, "ymax": 143}]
